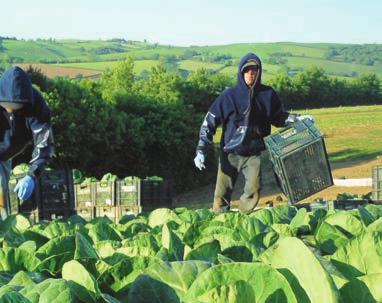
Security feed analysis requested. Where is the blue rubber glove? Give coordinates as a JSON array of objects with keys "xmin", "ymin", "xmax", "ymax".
[
  {"xmin": 14, "ymin": 175, "xmax": 35, "ymax": 200},
  {"xmin": 194, "ymin": 151, "xmax": 206, "ymax": 170}
]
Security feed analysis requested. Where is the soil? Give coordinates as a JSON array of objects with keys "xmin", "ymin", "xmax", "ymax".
[
  {"xmin": 18, "ymin": 64, "xmax": 100, "ymax": 79},
  {"xmin": 173, "ymin": 154, "xmax": 382, "ymax": 209}
]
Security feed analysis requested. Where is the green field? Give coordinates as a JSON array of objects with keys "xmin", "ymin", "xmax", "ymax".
[
  {"xmin": 57, "ymin": 59, "xmax": 161, "ymax": 74},
  {"xmin": 213, "ymin": 105, "xmax": 382, "ymax": 163},
  {"xmin": 1, "ymin": 39, "xmax": 381, "ymax": 80},
  {"xmin": 200, "ymin": 42, "xmax": 327, "ymax": 59},
  {"xmin": 286, "ymin": 56, "xmax": 382, "ymax": 78},
  {"xmin": 178, "ymin": 60, "xmax": 223, "ymax": 72},
  {"xmin": 1, "ymin": 39, "xmax": 146, "ymax": 62}
]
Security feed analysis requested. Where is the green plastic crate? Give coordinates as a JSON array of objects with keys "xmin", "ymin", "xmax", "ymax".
[
  {"xmin": 94, "ymin": 181, "xmax": 115, "ymax": 206},
  {"xmin": 95, "ymin": 206, "xmax": 118, "ymax": 223},
  {"xmin": 372, "ymin": 166, "xmax": 382, "ymax": 202},
  {"xmin": 116, "ymin": 177, "xmax": 140, "ymax": 206},
  {"xmin": 264, "ymin": 120, "xmax": 333, "ymax": 204},
  {"xmin": 74, "ymin": 183, "xmax": 94, "ymax": 208},
  {"xmin": 75, "ymin": 207, "xmax": 95, "ymax": 221}
]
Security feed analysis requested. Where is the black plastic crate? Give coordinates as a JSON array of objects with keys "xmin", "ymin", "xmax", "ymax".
[
  {"xmin": 74, "ymin": 183, "xmax": 94, "ymax": 208},
  {"xmin": 116, "ymin": 178, "xmax": 172, "ymax": 209},
  {"xmin": 38, "ymin": 169, "xmax": 75, "ymax": 210},
  {"xmin": 140, "ymin": 180, "xmax": 162, "ymax": 206},
  {"xmin": 38, "ymin": 208, "xmax": 74, "ymax": 221},
  {"xmin": 264, "ymin": 120, "xmax": 333, "ymax": 204},
  {"xmin": 333, "ymin": 199, "xmax": 369, "ymax": 210},
  {"xmin": 141, "ymin": 179, "xmax": 173, "ymax": 207},
  {"xmin": 94, "ymin": 181, "xmax": 115, "ymax": 206},
  {"xmin": 372, "ymin": 166, "xmax": 382, "ymax": 202},
  {"xmin": 75, "ymin": 207, "xmax": 95, "ymax": 221},
  {"xmin": 21, "ymin": 208, "xmax": 74, "ymax": 224},
  {"xmin": 159, "ymin": 180, "xmax": 173, "ymax": 207}
]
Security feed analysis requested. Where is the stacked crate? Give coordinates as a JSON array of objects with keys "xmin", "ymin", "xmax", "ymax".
[
  {"xmin": 94, "ymin": 180, "xmax": 118, "ymax": 222},
  {"xmin": 73, "ymin": 176, "xmax": 172, "ymax": 222},
  {"xmin": 372, "ymin": 166, "xmax": 382, "ymax": 203},
  {"xmin": 264, "ymin": 119, "xmax": 333, "ymax": 204},
  {"xmin": 9, "ymin": 168, "xmax": 75, "ymax": 223},
  {"xmin": 116, "ymin": 178, "xmax": 172, "ymax": 221},
  {"xmin": 37, "ymin": 169, "xmax": 75, "ymax": 221},
  {"xmin": 116, "ymin": 177, "xmax": 141, "ymax": 218},
  {"xmin": 74, "ymin": 182, "xmax": 95, "ymax": 221}
]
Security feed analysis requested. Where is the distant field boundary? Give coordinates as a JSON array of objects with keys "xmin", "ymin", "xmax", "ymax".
[{"xmin": 18, "ymin": 63, "xmax": 101, "ymax": 79}]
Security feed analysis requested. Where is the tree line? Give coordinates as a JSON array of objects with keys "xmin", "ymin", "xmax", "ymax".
[
  {"xmin": 17, "ymin": 60, "xmax": 382, "ymax": 192},
  {"xmin": 325, "ymin": 44, "xmax": 382, "ymax": 66}
]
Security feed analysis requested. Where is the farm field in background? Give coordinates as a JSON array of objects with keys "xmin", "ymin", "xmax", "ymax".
[
  {"xmin": 286, "ymin": 56, "xmax": 382, "ymax": 78},
  {"xmin": 18, "ymin": 63, "xmax": 100, "ymax": 78},
  {"xmin": 3, "ymin": 39, "xmax": 381, "ymax": 80},
  {"xmin": 57, "ymin": 59, "xmax": 160, "ymax": 73}
]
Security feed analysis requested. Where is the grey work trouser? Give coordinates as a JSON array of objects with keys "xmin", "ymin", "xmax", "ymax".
[
  {"xmin": 213, "ymin": 152, "xmax": 261, "ymax": 213},
  {"xmin": 0, "ymin": 160, "xmax": 11, "ymax": 218}
]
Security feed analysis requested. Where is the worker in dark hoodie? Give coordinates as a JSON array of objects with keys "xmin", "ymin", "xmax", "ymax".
[
  {"xmin": 0, "ymin": 66, "xmax": 54, "ymax": 218},
  {"xmin": 194, "ymin": 53, "xmax": 312, "ymax": 213}
]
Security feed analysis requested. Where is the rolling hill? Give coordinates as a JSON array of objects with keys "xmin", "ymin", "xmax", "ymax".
[{"xmin": 1, "ymin": 38, "xmax": 381, "ymax": 80}]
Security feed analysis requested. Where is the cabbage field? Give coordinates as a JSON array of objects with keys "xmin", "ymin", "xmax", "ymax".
[{"xmin": 1, "ymin": 205, "xmax": 382, "ymax": 302}]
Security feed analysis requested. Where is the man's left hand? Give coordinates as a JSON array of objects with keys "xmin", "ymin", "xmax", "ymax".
[
  {"xmin": 296, "ymin": 115, "xmax": 314, "ymax": 123},
  {"xmin": 14, "ymin": 175, "xmax": 35, "ymax": 200}
]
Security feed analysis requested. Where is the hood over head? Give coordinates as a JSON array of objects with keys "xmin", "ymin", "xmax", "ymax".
[
  {"xmin": 0, "ymin": 66, "xmax": 34, "ymax": 108},
  {"xmin": 237, "ymin": 53, "xmax": 262, "ymax": 89}
]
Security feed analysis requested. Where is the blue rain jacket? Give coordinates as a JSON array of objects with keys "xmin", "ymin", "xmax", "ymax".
[
  {"xmin": 196, "ymin": 53, "xmax": 289, "ymax": 156},
  {"xmin": 0, "ymin": 66, "xmax": 54, "ymax": 178}
]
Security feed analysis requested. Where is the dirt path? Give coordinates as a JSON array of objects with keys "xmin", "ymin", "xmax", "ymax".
[{"xmin": 173, "ymin": 154, "xmax": 382, "ymax": 209}]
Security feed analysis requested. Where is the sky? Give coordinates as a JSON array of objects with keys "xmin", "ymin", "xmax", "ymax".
[{"xmin": 1, "ymin": 0, "xmax": 381, "ymax": 46}]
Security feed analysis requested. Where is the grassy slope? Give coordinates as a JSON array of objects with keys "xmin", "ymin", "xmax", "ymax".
[
  {"xmin": 2, "ymin": 39, "xmax": 147, "ymax": 62},
  {"xmin": 213, "ymin": 105, "xmax": 382, "ymax": 163},
  {"xmin": 201, "ymin": 42, "xmax": 327, "ymax": 59},
  {"xmin": 2, "ymin": 40, "xmax": 381, "ymax": 80},
  {"xmin": 286, "ymin": 57, "xmax": 382, "ymax": 78},
  {"xmin": 303, "ymin": 106, "xmax": 382, "ymax": 161},
  {"xmin": 57, "ymin": 60, "xmax": 160, "ymax": 73}
]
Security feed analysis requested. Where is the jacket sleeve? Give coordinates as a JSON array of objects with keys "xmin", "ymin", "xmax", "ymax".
[
  {"xmin": 196, "ymin": 94, "xmax": 224, "ymax": 154},
  {"xmin": 27, "ymin": 90, "xmax": 54, "ymax": 179},
  {"xmin": 269, "ymin": 89, "xmax": 290, "ymax": 127}
]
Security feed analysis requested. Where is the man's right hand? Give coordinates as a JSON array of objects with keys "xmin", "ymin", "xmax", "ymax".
[{"xmin": 194, "ymin": 151, "xmax": 206, "ymax": 170}]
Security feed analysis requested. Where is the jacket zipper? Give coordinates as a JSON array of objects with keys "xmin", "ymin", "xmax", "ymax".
[{"xmin": 9, "ymin": 113, "xmax": 14, "ymax": 137}]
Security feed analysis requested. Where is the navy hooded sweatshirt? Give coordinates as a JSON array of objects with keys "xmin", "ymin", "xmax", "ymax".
[
  {"xmin": 196, "ymin": 53, "xmax": 289, "ymax": 156},
  {"xmin": 0, "ymin": 66, "xmax": 54, "ymax": 179}
]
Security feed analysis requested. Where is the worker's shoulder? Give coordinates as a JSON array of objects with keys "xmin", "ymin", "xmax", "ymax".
[
  {"xmin": 257, "ymin": 83, "xmax": 276, "ymax": 93},
  {"xmin": 220, "ymin": 85, "xmax": 235, "ymax": 95}
]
